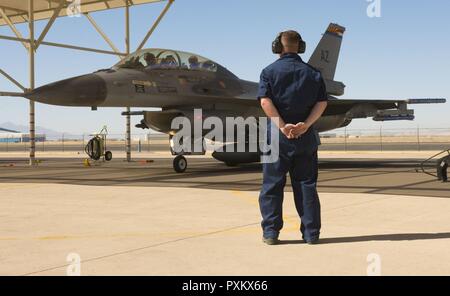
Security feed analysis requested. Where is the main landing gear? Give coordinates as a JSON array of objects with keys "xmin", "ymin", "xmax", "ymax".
[{"xmin": 416, "ymin": 149, "xmax": 450, "ymax": 182}]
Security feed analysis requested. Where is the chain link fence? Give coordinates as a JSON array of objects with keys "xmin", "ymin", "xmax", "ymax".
[
  {"xmin": 0, "ymin": 128, "xmax": 449, "ymax": 153},
  {"xmin": 0, "ymin": 133, "xmax": 168, "ymax": 153},
  {"xmin": 319, "ymin": 127, "xmax": 450, "ymax": 151}
]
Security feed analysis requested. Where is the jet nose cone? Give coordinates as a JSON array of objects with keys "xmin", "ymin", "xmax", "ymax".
[{"xmin": 28, "ymin": 74, "xmax": 107, "ymax": 106}]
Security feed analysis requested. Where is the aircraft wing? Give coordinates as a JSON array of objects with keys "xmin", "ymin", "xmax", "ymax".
[
  {"xmin": 324, "ymin": 98, "xmax": 446, "ymax": 121},
  {"xmin": 123, "ymin": 97, "xmax": 446, "ymax": 133}
]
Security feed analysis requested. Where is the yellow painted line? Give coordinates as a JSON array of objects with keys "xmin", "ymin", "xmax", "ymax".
[
  {"xmin": 0, "ymin": 233, "xmax": 152, "ymax": 241},
  {"xmin": 0, "ymin": 228, "xmax": 260, "ymax": 241}
]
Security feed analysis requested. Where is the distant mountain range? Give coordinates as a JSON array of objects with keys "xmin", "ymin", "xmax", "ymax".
[{"xmin": 0, "ymin": 122, "xmax": 79, "ymax": 140}]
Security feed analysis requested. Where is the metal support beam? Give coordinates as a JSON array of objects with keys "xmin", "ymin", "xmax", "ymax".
[
  {"xmin": 0, "ymin": 91, "xmax": 25, "ymax": 97},
  {"xmin": 0, "ymin": 68, "xmax": 26, "ymax": 91},
  {"xmin": 136, "ymin": 0, "xmax": 173, "ymax": 51},
  {"xmin": 28, "ymin": 0, "xmax": 36, "ymax": 166},
  {"xmin": 40, "ymin": 40, "xmax": 126, "ymax": 56},
  {"xmin": 0, "ymin": 34, "xmax": 30, "ymax": 43},
  {"xmin": 125, "ymin": 2, "xmax": 131, "ymax": 162},
  {"xmin": 0, "ymin": 8, "xmax": 29, "ymax": 49},
  {"xmin": 35, "ymin": 0, "xmax": 64, "ymax": 49},
  {"xmin": 84, "ymin": 12, "xmax": 120, "ymax": 54},
  {"xmin": 0, "ymin": 34, "xmax": 126, "ymax": 56}
]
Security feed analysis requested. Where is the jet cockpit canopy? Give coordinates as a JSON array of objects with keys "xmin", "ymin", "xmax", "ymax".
[{"xmin": 113, "ymin": 48, "xmax": 218, "ymax": 72}]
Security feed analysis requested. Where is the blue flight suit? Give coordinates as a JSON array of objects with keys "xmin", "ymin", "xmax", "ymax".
[{"xmin": 257, "ymin": 53, "xmax": 328, "ymax": 241}]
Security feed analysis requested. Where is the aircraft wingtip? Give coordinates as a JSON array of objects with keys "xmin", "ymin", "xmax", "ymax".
[{"xmin": 407, "ymin": 98, "xmax": 447, "ymax": 104}]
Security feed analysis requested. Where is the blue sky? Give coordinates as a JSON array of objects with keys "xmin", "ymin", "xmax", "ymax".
[{"xmin": 0, "ymin": 0, "xmax": 449, "ymax": 135}]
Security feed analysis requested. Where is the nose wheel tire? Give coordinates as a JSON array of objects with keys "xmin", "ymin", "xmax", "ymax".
[
  {"xmin": 105, "ymin": 151, "xmax": 113, "ymax": 161},
  {"xmin": 173, "ymin": 155, "xmax": 187, "ymax": 173}
]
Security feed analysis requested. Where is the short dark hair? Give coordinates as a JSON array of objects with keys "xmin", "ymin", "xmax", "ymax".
[
  {"xmin": 281, "ymin": 30, "xmax": 300, "ymax": 48},
  {"xmin": 189, "ymin": 55, "xmax": 199, "ymax": 64}
]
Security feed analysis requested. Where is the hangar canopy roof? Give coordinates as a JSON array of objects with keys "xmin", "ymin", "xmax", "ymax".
[
  {"xmin": 0, "ymin": 127, "xmax": 19, "ymax": 133},
  {"xmin": 0, "ymin": 0, "xmax": 165, "ymax": 26}
]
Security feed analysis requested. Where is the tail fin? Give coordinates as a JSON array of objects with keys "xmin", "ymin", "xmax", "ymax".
[{"xmin": 308, "ymin": 23, "xmax": 346, "ymax": 80}]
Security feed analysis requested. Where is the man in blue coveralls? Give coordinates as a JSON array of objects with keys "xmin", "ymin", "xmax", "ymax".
[{"xmin": 258, "ymin": 30, "xmax": 328, "ymax": 245}]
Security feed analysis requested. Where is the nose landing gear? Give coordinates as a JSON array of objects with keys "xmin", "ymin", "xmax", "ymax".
[
  {"xmin": 173, "ymin": 155, "xmax": 188, "ymax": 173},
  {"xmin": 169, "ymin": 135, "xmax": 206, "ymax": 173}
]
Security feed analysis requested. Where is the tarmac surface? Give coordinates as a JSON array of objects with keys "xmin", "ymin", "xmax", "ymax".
[{"xmin": 0, "ymin": 152, "xmax": 449, "ymax": 275}]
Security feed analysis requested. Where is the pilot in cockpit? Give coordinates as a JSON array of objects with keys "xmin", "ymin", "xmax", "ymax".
[
  {"xmin": 202, "ymin": 60, "xmax": 215, "ymax": 71},
  {"xmin": 188, "ymin": 55, "xmax": 200, "ymax": 70},
  {"xmin": 160, "ymin": 55, "xmax": 178, "ymax": 69},
  {"xmin": 143, "ymin": 53, "xmax": 158, "ymax": 69}
]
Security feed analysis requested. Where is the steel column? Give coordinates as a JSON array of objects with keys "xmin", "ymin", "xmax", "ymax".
[
  {"xmin": 28, "ymin": 0, "xmax": 36, "ymax": 166},
  {"xmin": 125, "ymin": 2, "xmax": 131, "ymax": 162}
]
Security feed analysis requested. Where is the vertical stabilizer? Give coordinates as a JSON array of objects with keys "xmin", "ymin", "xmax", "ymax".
[{"xmin": 308, "ymin": 23, "xmax": 346, "ymax": 80}]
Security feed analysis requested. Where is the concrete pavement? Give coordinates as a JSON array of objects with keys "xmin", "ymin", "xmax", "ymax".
[{"xmin": 1, "ymin": 182, "xmax": 450, "ymax": 275}]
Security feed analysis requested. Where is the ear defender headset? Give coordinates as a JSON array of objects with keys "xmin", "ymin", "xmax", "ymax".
[{"xmin": 272, "ymin": 31, "xmax": 306, "ymax": 54}]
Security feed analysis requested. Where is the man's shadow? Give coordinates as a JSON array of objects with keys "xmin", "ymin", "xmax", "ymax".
[{"xmin": 279, "ymin": 232, "xmax": 450, "ymax": 245}]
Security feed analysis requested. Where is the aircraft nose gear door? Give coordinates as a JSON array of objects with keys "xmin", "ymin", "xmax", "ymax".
[{"xmin": 169, "ymin": 135, "xmax": 206, "ymax": 173}]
